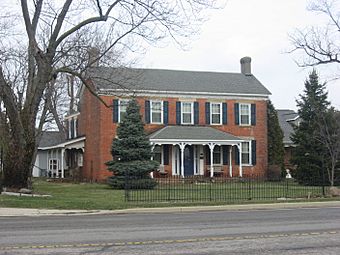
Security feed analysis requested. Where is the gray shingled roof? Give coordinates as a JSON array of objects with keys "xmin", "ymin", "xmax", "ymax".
[
  {"xmin": 87, "ymin": 67, "xmax": 271, "ymax": 96},
  {"xmin": 38, "ymin": 131, "xmax": 66, "ymax": 148},
  {"xmin": 277, "ymin": 110, "xmax": 299, "ymax": 146},
  {"xmin": 148, "ymin": 126, "xmax": 242, "ymax": 141}
]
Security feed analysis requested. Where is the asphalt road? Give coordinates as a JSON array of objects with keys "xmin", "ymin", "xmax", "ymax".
[{"xmin": 0, "ymin": 206, "xmax": 340, "ymax": 254}]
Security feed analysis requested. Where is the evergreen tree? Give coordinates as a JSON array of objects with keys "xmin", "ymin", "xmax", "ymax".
[
  {"xmin": 291, "ymin": 69, "xmax": 330, "ymax": 185},
  {"xmin": 267, "ymin": 100, "xmax": 285, "ymax": 175},
  {"xmin": 106, "ymin": 99, "xmax": 158, "ymax": 189}
]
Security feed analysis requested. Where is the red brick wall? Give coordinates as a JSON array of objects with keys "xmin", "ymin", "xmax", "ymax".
[{"xmin": 79, "ymin": 92, "xmax": 268, "ymax": 181}]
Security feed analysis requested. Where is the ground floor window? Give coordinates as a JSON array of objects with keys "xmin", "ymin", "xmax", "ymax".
[{"xmin": 241, "ymin": 142, "xmax": 251, "ymax": 165}]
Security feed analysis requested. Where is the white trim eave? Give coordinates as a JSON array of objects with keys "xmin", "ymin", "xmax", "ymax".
[
  {"xmin": 150, "ymin": 138, "xmax": 246, "ymax": 145},
  {"xmin": 98, "ymin": 88, "xmax": 270, "ymax": 100},
  {"xmin": 38, "ymin": 137, "xmax": 86, "ymax": 150}
]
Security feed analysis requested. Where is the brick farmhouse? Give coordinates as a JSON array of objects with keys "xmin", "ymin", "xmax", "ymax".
[{"xmin": 68, "ymin": 57, "xmax": 271, "ymax": 181}]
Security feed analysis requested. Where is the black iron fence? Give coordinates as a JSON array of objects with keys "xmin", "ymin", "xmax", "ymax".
[{"xmin": 124, "ymin": 176, "xmax": 329, "ymax": 203}]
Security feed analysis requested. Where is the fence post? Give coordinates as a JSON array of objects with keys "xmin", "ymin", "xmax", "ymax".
[
  {"xmin": 248, "ymin": 177, "xmax": 252, "ymax": 200},
  {"xmin": 124, "ymin": 174, "xmax": 130, "ymax": 202},
  {"xmin": 322, "ymin": 168, "xmax": 325, "ymax": 197}
]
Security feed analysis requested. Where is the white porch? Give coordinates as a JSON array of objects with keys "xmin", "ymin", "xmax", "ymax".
[{"xmin": 149, "ymin": 126, "xmax": 246, "ymax": 178}]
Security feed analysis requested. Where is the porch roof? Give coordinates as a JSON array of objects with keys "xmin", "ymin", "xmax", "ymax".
[{"xmin": 148, "ymin": 126, "xmax": 244, "ymax": 144}]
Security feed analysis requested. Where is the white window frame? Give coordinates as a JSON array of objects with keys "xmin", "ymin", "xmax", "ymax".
[
  {"xmin": 68, "ymin": 119, "xmax": 72, "ymax": 139},
  {"xmin": 118, "ymin": 99, "xmax": 130, "ymax": 122},
  {"xmin": 239, "ymin": 103, "xmax": 251, "ymax": 126},
  {"xmin": 73, "ymin": 118, "xmax": 77, "ymax": 138},
  {"xmin": 241, "ymin": 141, "xmax": 252, "ymax": 165},
  {"xmin": 48, "ymin": 158, "xmax": 59, "ymax": 171},
  {"xmin": 181, "ymin": 102, "xmax": 194, "ymax": 125},
  {"xmin": 210, "ymin": 102, "xmax": 222, "ymax": 125},
  {"xmin": 150, "ymin": 100, "xmax": 163, "ymax": 124}
]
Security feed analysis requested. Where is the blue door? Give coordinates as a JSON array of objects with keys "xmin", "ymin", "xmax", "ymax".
[{"xmin": 184, "ymin": 146, "xmax": 194, "ymax": 176}]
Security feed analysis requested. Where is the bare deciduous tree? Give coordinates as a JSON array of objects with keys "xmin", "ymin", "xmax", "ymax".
[
  {"xmin": 289, "ymin": 0, "xmax": 340, "ymax": 68},
  {"xmin": 0, "ymin": 0, "xmax": 223, "ymax": 189},
  {"xmin": 315, "ymin": 109, "xmax": 340, "ymax": 186}
]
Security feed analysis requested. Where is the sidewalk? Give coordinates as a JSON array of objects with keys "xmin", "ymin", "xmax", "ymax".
[{"xmin": 1, "ymin": 200, "xmax": 340, "ymax": 217}]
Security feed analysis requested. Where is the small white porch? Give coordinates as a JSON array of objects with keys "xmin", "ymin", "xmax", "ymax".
[{"xmin": 149, "ymin": 126, "xmax": 246, "ymax": 178}]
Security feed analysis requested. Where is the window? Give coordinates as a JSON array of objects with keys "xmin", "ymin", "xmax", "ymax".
[
  {"xmin": 153, "ymin": 145, "xmax": 162, "ymax": 164},
  {"xmin": 68, "ymin": 119, "xmax": 72, "ymax": 139},
  {"xmin": 213, "ymin": 146, "xmax": 222, "ymax": 164},
  {"xmin": 211, "ymin": 103, "xmax": 222, "ymax": 124},
  {"xmin": 181, "ymin": 102, "xmax": 193, "ymax": 124},
  {"xmin": 119, "ymin": 100, "xmax": 130, "ymax": 122},
  {"xmin": 241, "ymin": 141, "xmax": 251, "ymax": 165},
  {"xmin": 151, "ymin": 101, "xmax": 163, "ymax": 124},
  {"xmin": 240, "ymin": 103, "xmax": 251, "ymax": 125}
]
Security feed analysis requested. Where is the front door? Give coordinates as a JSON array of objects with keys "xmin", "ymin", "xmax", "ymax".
[{"xmin": 184, "ymin": 146, "xmax": 194, "ymax": 176}]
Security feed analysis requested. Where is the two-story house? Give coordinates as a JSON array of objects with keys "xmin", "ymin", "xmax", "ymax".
[{"xmin": 76, "ymin": 57, "xmax": 271, "ymax": 182}]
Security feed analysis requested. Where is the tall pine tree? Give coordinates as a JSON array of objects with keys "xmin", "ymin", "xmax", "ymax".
[
  {"xmin": 106, "ymin": 99, "xmax": 158, "ymax": 189},
  {"xmin": 291, "ymin": 69, "xmax": 330, "ymax": 185},
  {"xmin": 267, "ymin": 100, "xmax": 285, "ymax": 177}
]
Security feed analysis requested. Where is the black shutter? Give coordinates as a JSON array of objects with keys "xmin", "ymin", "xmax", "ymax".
[
  {"xmin": 145, "ymin": 100, "xmax": 150, "ymax": 124},
  {"xmin": 205, "ymin": 146, "xmax": 211, "ymax": 165},
  {"xmin": 176, "ymin": 101, "xmax": 181, "ymax": 125},
  {"xmin": 113, "ymin": 99, "xmax": 119, "ymax": 123},
  {"xmin": 163, "ymin": 101, "xmax": 169, "ymax": 125},
  {"xmin": 235, "ymin": 146, "xmax": 240, "ymax": 165},
  {"xmin": 222, "ymin": 145, "xmax": 228, "ymax": 165},
  {"xmin": 70, "ymin": 118, "xmax": 74, "ymax": 138},
  {"xmin": 205, "ymin": 102, "xmax": 210, "ymax": 124},
  {"xmin": 163, "ymin": 145, "xmax": 169, "ymax": 165},
  {"xmin": 251, "ymin": 104, "xmax": 256, "ymax": 125},
  {"xmin": 222, "ymin": 103, "xmax": 227, "ymax": 125},
  {"xmin": 251, "ymin": 140, "xmax": 257, "ymax": 165},
  {"xmin": 234, "ymin": 103, "xmax": 239, "ymax": 125},
  {"xmin": 194, "ymin": 102, "xmax": 199, "ymax": 125}
]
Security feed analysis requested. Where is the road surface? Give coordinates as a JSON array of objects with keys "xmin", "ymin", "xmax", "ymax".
[{"xmin": 0, "ymin": 206, "xmax": 340, "ymax": 254}]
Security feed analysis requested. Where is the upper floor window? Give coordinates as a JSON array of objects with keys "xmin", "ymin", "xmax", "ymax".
[
  {"xmin": 240, "ymin": 103, "xmax": 251, "ymax": 125},
  {"xmin": 151, "ymin": 101, "xmax": 163, "ymax": 124},
  {"xmin": 119, "ymin": 99, "xmax": 130, "ymax": 122},
  {"xmin": 211, "ymin": 103, "xmax": 222, "ymax": 125},
  {"xmin": 67, "ymin": 117, "xmax": 78, "ymax": 139},
  {"xmin": 181, "ymin": 102, "xmax": 194, "ymax": 125}
]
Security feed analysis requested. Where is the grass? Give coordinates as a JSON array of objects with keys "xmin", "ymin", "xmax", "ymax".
[{"xmin": 0, "ymin": 179, "xmax": 338, "ymax": 210}]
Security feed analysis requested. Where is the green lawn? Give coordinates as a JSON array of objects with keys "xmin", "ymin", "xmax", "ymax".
[{"xmin": 0, "ymin": 179, "xmax": 338, "ymax": 210}]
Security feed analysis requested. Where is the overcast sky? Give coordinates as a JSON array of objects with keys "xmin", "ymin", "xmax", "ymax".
[{"xmin": 140, "ymin": 0, "xmax": 340, "ymax": 111}]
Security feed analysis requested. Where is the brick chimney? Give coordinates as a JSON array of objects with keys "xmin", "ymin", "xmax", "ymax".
[
  {"xmin": 88, "ymin": 47, "xmax": 100, "ymax": 67},
  {"xmin": 240, "ymin": 56, "xmax": 251, "ymax": 75}
]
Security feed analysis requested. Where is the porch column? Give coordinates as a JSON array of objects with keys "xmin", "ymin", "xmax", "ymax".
[
  {"xmin": 208, "ymin": 143, "xmax": 216, "ymax": 178},
  {"xmin": 61, "ymin": 148, "xmax": 65, "ymax": 178},
  {"xmin": 150, "ymin": 144, "xmax": 155, "ymax": 179},
  {"xmin": 178, "ymin": 143, "xmax": 186, "ymax": 178},
  {"xmin": 229, "ymin": 146, "xmax": 233, "ymax": 177},
  {"xmin": 237, "ymin": 143, "xmax": 243, "ymax": 177}
]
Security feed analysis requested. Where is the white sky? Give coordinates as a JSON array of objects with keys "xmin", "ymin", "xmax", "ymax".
[{"xmin": 139, "ymin": 0, "xmax": 340, "ymax": 111}]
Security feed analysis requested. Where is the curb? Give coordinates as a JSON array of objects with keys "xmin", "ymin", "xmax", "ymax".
[{"xmin": 1, "ymin": 200, "xmax": 340, "ymax": 217}]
